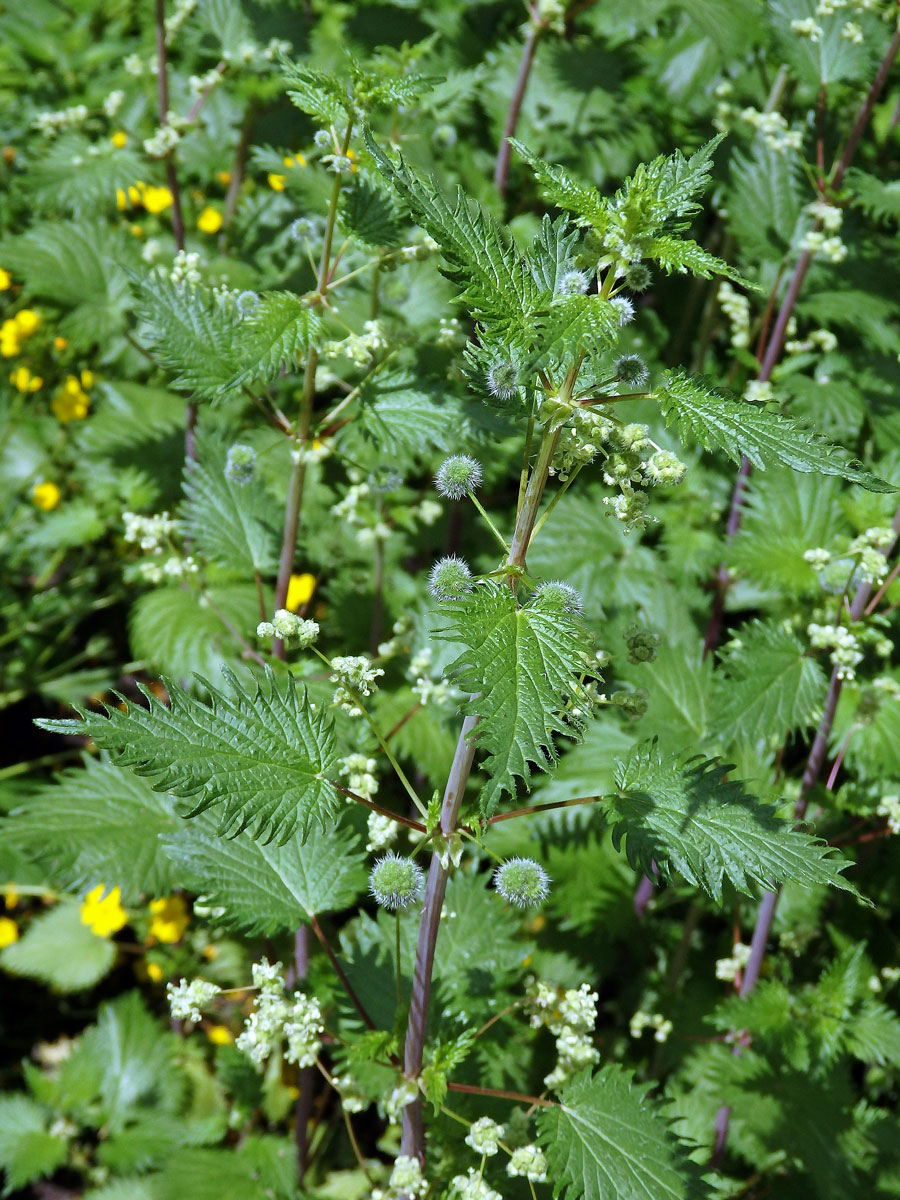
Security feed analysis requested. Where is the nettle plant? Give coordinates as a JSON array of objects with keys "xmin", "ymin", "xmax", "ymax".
[{"xmin": 14, "ymin": 42, "xmax": 899, "ymax": 1198}]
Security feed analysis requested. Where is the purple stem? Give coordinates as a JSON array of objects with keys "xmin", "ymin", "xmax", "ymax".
[{"xmin": 494, "ymin": 14, "xmax": 541, "ymax": 195}]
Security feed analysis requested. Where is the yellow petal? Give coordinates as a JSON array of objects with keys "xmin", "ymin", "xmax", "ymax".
[{"xmin": 286, "ymin": 572, "xmax": 316, "ymax": 611}]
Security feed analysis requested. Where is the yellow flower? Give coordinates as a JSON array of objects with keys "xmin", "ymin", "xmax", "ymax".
[
  {"xmin": 282, "ymin": 153, "xmax": 307, "ymax": 169},
  {"xmin": 130, "ymin": 224, "xmax": 144, "ymax": 238},
  {"xmin": 3, "ymin": 885, "xmax": 19, "ymax": 909},
  {"xmin": 1, "ymin": 331, "xmax": 20, "ymax": 357},
  {"xmin": 146, "ymin": 961, "xmax": 165, "ymax": 982},
  {"xmin": 80, "ymin": 369, "xmax": 95, "ymax": 390},
  {"xmin": 148, "ymin": 895, "xmax": 189, "ymax": 943},
  {"xmin": 216, "ymin": 170, "xmax": 232, "ymax": 186},
  {"xmin": 32, "ymin": 482, "xmax": 61, "ymax": 511},
  {"xmin": 202, "ymin": 944, "xmax": 219, "ymax": 961},
  {"xmin": 116, "ymin": 183, "xmax": 144, "ymax": 210},
  {"xmin": 206, "ymin": 1024, "xmax": 235, "ymax": 1046},
  {"xmin": 14, "ymin": 309, "xmax": 40, "ymax": 337},
  {"xmin": 267, "ymin": 172, "xmax": 286, "ymax": 192},
  {"xmin": 10, "ymin": 366, "xmax": 42, "ymax": 393},
  {"xmin": 80, "ymin": 884, "xmax": 128, "ymax": 938},
  {"xmin": 286, "ymin": 572, "xmax": 316, "ymax": 611},
  {"xmin": 347, "ymin": 148, "xmax": 358, "ymax": 173},
  {"xmin": 111, "ymin": 130, "xmax": 128, "ymax": 148},
  {"xmin": 142, "ymin": 185, "xmax": 174, "ymax": 214},
  {"xmin": 0, "ymin": 917, "xmax": 19, "ymax": 948},
  {"xmin": 0, "ymin": 267, "xmax": 11, "ymax": 290},
  {"xmin": 197, "ymin": 206, "xmax": 223, "ymax": 234},
  {"xmin": 54, "ymin": 336, "xmax": 68, "ymax": 352},
  {"xmin": 52, "ymin": 378, "xmax": 91, "ymax": 423}
]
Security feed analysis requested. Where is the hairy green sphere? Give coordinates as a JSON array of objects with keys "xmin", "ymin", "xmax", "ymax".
[
  {"xmin": 614, "ymin": 355, "xmax": 648, "ymax": 388},
  {"xmin": 429, "ymin": 555, "xmax": 473, "ymax": 601},
  {"xmin": 369, "ymin": 853, "xmax": 424, "ymax": 911},
  {"xmin": 486, "ymin": 359, "xmax": 519, "ymax": 402},
  {"xmin": 623, "ymin": 262, "xmax": 652, "ymax": 292},
  {"xmin": 494, "ymin": 858, "xmax": 551, "ymax": 908},
  {"xmin": 435, "ymin": 455, "xmax": 482, "ymax": 501},
  {"xmin": 534, "ymin": 580, "xmax": 584, "ymax": 615}
]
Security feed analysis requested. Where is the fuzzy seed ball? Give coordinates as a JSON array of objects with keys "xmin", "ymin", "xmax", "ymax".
[
  {"xmin": 624, "ymin": 263, "xmax": 652, "ymax": 292},
  {"xmin": 534, "ymin": 580, "xmax": 584, "ymax": 615},
  {"xmin": 558, "ymin": 269, "xmax": 589, "ymax": 295},
  {"xmin": 486, "ymin": 359, "xmax": 519, "ymax": 402},
  {"xmin": 610, "ymin": 296, "xmax": 635, "ymax": 326},
  {"xmin": 494, "ymin": 858, "xmax": 551, "ymax": 908},
  {"xmin": 369, "ymin": 853, "xmax": 424, "ymax": 911},
  {"xmin": 614, "ymin": 355, "xmax": 649, "ymax": 388},
  {"xmin": 429, "ymin": 556, "xmax": 473, "ymax": 601},
  {"xmin": 435, "ymin": 455, "xmax": 482, "ymax": 501}
]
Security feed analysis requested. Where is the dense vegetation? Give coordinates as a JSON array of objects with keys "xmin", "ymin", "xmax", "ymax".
[{"xmin": 2, "ymin": 1, "xmax": 900, "ymax": 1198}]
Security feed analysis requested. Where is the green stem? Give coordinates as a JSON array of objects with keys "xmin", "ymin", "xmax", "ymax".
[
  {"xmin": 468, "ymin": 494, "xmax": 509, "ymax": 553},
  {"xmin": 273, "ymin": 119, "xmax": 354, "ymax": 657},
  {"xmin": 529, "ymin": 462, "xmax": 584, "ymax": 542}
]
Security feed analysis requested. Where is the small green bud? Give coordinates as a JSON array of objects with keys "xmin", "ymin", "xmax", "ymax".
[
  {"xmin": 236, "ymin": 291, "xmax": 259, "ymax": 315},
  {"xmin": 433, "ymin": 123, "xmax": 457, "ymax": 148},
  {"xmin": 494, "ymin": 857, "xmax": 551, "ymax": 908},
  {"xmin": 225, "ymin": 443, "xmax": 256, "ymax": 485},
  {"xmin": 429, "ymin": 556, "xmax": 473, "ymax": 600},
  {"xmin": 256, "ymin": 620, "xmax": 276, "ymax": 639},
  {"xmin": 534, "ymin": 580, "xmax": 583, "ymax": 615},
  {"xmin": 643, "ymin": 450, "xmax": 686, "ymax": 487},
  {"xmin": 623, "ymin": 622, "xmax": 660, "ymax": 664},
  {"xmin": 435, "ymin": 455, "xmax": 482, "ymax": 501},
  {"xmin": 369, "ymin": 852, "xmax": 424, "ymax": 910}
]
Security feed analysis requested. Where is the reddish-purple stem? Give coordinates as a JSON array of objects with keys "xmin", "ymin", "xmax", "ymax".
[{"xmin": 494, "ymin": 12, "xmax": 541, "ymax": 195}]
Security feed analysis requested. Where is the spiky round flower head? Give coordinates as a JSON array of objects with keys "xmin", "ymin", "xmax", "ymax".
[
  {"xmin": 433, "ymin": 123, "xmax": 457, "ymax": 148},
  {"xmin": 614, "ymin": 354, "xmax": 648, "ymax": 388},
  {"xmin": 610, "ymin": 296, "xmax": 635, "ymax": 326},
  {"xmin": 534, "ymin": 580, "xmax": 584, "ymax": 615},
  {"xmin": 493, "ymin": 857, "xmax": 551, "ymax": 908},
  {"xmin": 236, "ymin": 290, "xmax": 259, "ymax": 314},
  {"xmin": 369, "ymin": 852, "xmax": 424, "ymax": 911},
  {"xmin": 225, "ymin": 442, "xmax": 256, "ymax": 485},
  {"xmin": 290, "ymin": 217, "xmax": 315, "ymax": 242},
  {"xmin": 429, "ymin": 555, "xmax": 473, "ymax": 600},
  {"xmin": 313, "ymin": 128, "xmax": 332, "ymax": 148},
  {"xmin": 486, "ymin": 359, "xmax": 519, "ymax": 402},
  {"xmin": 623, "ymin": 262, "xmax": 652, "ymax": 292},
  {"xmin": 557, "ymin": 268, "xmax": 589, "ymax": 296},
  {"xmin": 435, "ymin": 455, "xmax": 482, "ymax": 501}
]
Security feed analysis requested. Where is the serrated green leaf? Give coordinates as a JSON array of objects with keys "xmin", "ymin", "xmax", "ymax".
[
  {"xmin": 36, "ymin": 668, "xmax": 341, "ymax": 845},
  {"xmin": 0, "ymin": 1095, "xmax": 67, "ymax": 1197},
  {"xmin": 437, "ymin": 581, "xmax": 594, "ymax": 816},
  {"xmin": 223, "ymin": 291, "xmax": 322, "ymax": 392},
  {"xmin": 537, "ymin": 1065, "xmax": 709, "ymax": 1200},
  {"xmin": 847, "ymin": 1001, "xmax": 900, "ymax": 1068},
  {"xmin": 0, "ymin": 901, "xmax": 116, "ymax": 992},
  {"xmin": 4, "ymin": 755, "xmax": 180, "ymax": 903},
  {"xmin": 528, "ymin": 214, "xmax": 581, "ymax": 292},
  {"xmin": 365, "ymin": 128, "xmax": 537, "ymax": 327},
  {"xmin": 607, "ymin": 741, "xmax": 858, "ymax": 900},
  {"xmin": 340, "ymin": 180, "xmax": 401, "ymax": 247},
  {"xmin": 712, "ymin": 621, "xmax": 828, "ymax": 746},
  {"xmin": 727, "ymin": 469, "xmax": 845, "ymax": 595},
  {"xmin": 351, "ymin": 372, "xmax": 467, "ymax": 458},
  {"xmin": 643, "ymin": 233, "xmax": 745, "ymax": 281},
  {"xmin": 0, "ymin": 219, "xmax": 134, "ymax": 347},
  {"xmin": 23, "ymin": 133, "xmax": 146, "ymax": 217},
  {"xmin": 131, "ymin": 274, "xmax": 242, "ymax": 400},
  {"xmin": 129, "ymin": 583, "xmax": 260, "ymax": 692},
  {"xmin": 658, "ymin": 370, "xmax": 894, "ymax": 492},
  {"xmin": 160, "ymin": 809, "xmax": 366, "ymax": 933},
  {"xmin": 182, "ymin": 433, "xmax": 279, "ymax": 574},
  {"xmin": 421, "ymin": 1029, "xmax": 476, "ymax": 1112}
]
